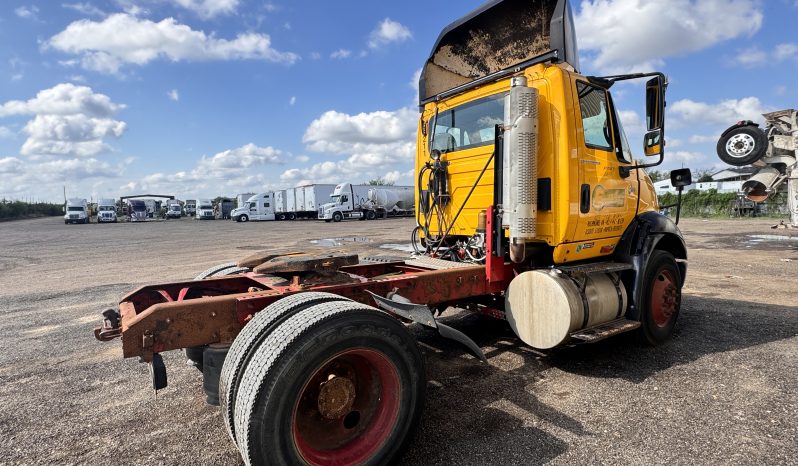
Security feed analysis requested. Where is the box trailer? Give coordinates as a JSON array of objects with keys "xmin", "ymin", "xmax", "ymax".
[
  {"xmin": 284, "ymin": 189, "xmax": 297, "ymax": 220},
  {"xmin": 294, "ymin": 184, "xmax": 336, "ymax": 219}
]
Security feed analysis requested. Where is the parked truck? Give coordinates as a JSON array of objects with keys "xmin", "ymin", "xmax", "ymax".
[
  {"xmin": 96, "ymin": 198, "xmax": 117, "ymax": 223},
  {"xmin": 218, "ymin": 199, "xmax": 234, "ymax": 220},
  {"xmin": 318, "ymin": 182, "xmax": 372, "ymax": 221},
  {"xmin": 64, "ymin": 198, "xmax": 89, "ymax": 224},
  {"xmin": 231, "ymin": 193, "xmax": 276, "ymax": 222},
  {"xmin": 195, "ymin": 199, "xmax": 214, "ymax": 220},
  {"xmin": 125, "ymin": 199, "xmax": 147, "ymax": 222},
  {"xmin": 364, "ymin": 186, "xmax": 415, "ymax": 218},
  {"xmin": 95, "ymin": 1, "xmax": 691, "ymax": 464},
  {"xmin": 165, "ymin": 200, "xmax": 182, "ymax": 219},
  {"xmin": 273, "ymin": 190, "xmax": 288, "ymax": 220},
  {"xmin": 184, "ymin": 199, "xmax": 196, "ymax": 217}
]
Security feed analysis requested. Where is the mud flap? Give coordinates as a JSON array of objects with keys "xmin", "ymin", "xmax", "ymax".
[
  {"xmin": 150, "ymin": 353, "xmax": 167, "ymax": 391},
  {"xmin": 366, "ymin": 291, "xmax": 487, "ymax": 363}
]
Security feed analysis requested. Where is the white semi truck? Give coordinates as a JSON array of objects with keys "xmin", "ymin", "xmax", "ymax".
[
  {"xmin": 231, "ymin": 193, "xmax": 276, "ymax": 222},
  {"xmin": 184, "ymin": 200, "xmax": 196, "ymax": 217},
  {"xmin": 319, "ymin": 183, "xmax": 414, "ymax": 221},
  {"xmin": 318, "ymin": 183, "xmax": 372, "ymax": 222},
  {"xmin": 195, "ymin": 199, "xmax": 215, "ymax": 220},
  {"xmin": 165, "ymin": 200, "xmax": 182, "ymax": 219},
  {"xmin": 96, "ymin": 198, "xmax": 117, "ymax": 223},
  {"xmin": 64, "ymin": 198, "xmax": 89, "ymax": 224}
]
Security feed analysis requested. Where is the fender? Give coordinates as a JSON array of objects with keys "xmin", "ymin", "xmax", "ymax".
[
  {"xmin": 720, "ymin": 120, "xmax": 758, "ymax": 138},
  {"xmin": 614, "ymin": 211, "xmax": 687, "ymax": 321}
]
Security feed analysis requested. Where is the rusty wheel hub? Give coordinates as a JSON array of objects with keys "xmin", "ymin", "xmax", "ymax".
[{"xmin": 317, "ymin": 375, "xmax": 356, "ymax": 420}]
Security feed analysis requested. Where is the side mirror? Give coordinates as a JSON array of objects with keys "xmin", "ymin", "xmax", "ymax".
[
  {"xmin": 644, "ymin": 129, "xmax": 662, "ymax": 157},
  {"xmin": 645, "ymin": 76, "xmax": 665, "ymax": 131},
  {"xmin": 670, "ymin": 168, "xmax": 692, "ymax": 188}
]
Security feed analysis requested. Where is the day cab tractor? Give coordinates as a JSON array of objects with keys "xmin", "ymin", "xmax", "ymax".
[{"xmin": 94, "ymin": 1, "xmax": 691, "ymax": 464}]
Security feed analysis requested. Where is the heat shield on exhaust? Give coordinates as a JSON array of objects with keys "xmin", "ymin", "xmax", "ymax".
[{"xmin": 419, "ymin": 0, "xmax": 579, "ymax": 105}]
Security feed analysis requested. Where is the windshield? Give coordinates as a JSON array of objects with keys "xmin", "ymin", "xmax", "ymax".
[
  {"xmin": 99, "ymin": 206, "xmax": 114, "ymax": 211},
  {"xmin": 200, "ymin": 204, "xmax": 212, "ymax": 209},
  {"xmin": 170, "ymin": 205, "xmax": 180, "ymax": 211},
  {"xmin": 430, "ymin": 93, "xmax": 505, "ymax": 153},
  {"xmin": 132, "ymin": 205, "xmax": 146, "ymax": 211},
  {"xmin": 67, "ymin": 206, "xmax": 84, "ymax": 212}
]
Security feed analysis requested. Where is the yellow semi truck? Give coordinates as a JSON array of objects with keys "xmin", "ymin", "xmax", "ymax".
[{"xmin": 95, "ymin": 1, "xmax": 691, "ymax": 464}]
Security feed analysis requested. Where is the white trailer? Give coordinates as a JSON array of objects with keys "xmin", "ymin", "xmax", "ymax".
[
  {"xmin": 231, "ymin": 193, "xmax": 276, "ymax": 222},
  {"xmin": 285, "ymin": 189, "xmax": 297, "ymax": 220},
  {"xmin": 292, "ymin": 184, "xmax": 337, "ymax": 219},
  {"xmin": 97, "ymin": 198, "xmax": 117, "ymax": 223},
  {"xmin": 274, "ymin": 190, "xmax": 288, "ymax": 220},
  {"xmin": 236, "ymin": 193, "xmax": 256, "ymax": 209}
]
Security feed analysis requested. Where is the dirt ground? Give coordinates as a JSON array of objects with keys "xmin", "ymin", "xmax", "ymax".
[{"xmin": 1, "ymin": 216, "xmax": 796, "ymax": 465}]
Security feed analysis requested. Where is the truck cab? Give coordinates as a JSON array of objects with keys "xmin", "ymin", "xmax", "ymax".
[
  {"xmin": 184, "ymin": 200, "xmax": 196, "ymax": 217},
  {"xmin": 232, "ymin": 193, "xmax": 275, "ymax": 222},
  {"xmin": 319, "ymin": 183, "xmax": 370, "ymax": 222},
  {"xmin": 165, "ymin": 201, "xmax": 182, "ymax": 219},
  {"xmin": 64, "ymin": 198, "xmax": 89, "ymax": 224},
  {"xmin": 97, "ymin": 198, "xmax": 117, "ymax": 223},
  {"xmin": 126, "ymin": 200, "xmax": 147, "ymax": 222},
  {"xmin": 195, "ymin": 199, "xmax": 215, "ymax": 220}
]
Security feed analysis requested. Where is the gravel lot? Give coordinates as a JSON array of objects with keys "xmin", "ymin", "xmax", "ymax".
[{"xmin": 1, "ymin": 216, "xmax": 796, "ymax": 465}]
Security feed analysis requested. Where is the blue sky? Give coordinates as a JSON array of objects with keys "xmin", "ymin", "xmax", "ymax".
[{"xmin": 0, "ymin": 0, "xmax": 796, "ymax": 202}]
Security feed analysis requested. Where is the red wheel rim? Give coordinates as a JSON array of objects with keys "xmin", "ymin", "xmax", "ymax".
[
  {"xmin": 650, "ymin": 268, "xmax": 678, "ymax": 327},
  {"xmin": 292, "ymin": 348, "xmax": 401, "ymax": 466}
]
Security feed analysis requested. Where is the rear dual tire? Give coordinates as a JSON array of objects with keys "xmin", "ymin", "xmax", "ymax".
[{"xmin": 227, "ymin": 296, "xmax": 425, "ymax": 466}]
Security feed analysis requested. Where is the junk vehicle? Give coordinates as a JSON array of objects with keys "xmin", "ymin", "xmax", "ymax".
[
  {"xmin": 184, "ymin": 199, "xmax": 197, "ymax": 217},
  {"xmin": 94, "ymin": 1, "xmax": 692, "ymax": 464},
  {"xmin": 64, "ymin": 198, "xmax": 88, "ymax": 224},
  {"xmin": 318, "ymin": 182, "xmax": 374, "ymax": 221},
  {"xmin": 125, "ymin": 199, "xmax": 147, "ymax": 222},
  {"xmin": 232, "ymin": 193, "xmax": 276, "ymax": 222},
  {"xmin": 165, "ymin": 200, "xmax": 182, "ymax": 219},
  {"xmin": 195, "ymin": 199, "xmax": 215, "ymax": 220},
  {"xmin": 364, "ymin": 186, "xmax": 415, "ymax": 218},
  {"xmin": 97, "ymin": 198, "xmax": 117, "ymax": 223},
  {"xmin": 716, "ymin": 109, "xmax": 798, "ymax": 227}
]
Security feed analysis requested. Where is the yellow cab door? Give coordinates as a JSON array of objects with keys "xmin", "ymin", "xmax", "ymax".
[{"xmin": 557, "ymin": 78, "xmax": 637, "ymax": 263}]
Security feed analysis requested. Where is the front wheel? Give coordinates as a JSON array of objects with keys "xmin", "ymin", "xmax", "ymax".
[
  {"xmin": 333, "ymin": 212, "xmax": 343, "ymax": 222},
  {"xmin": 638, "ymin": 250, "xmax": 682, "ymax": 345},
  {"xmin": 717, "ymin": 125, "xmax": 767, "ymax": 166},
  {"xmin": 240, "ymin": 214, "xmax": 249, "ymax": 222},
  {"xmin": 234, "ymin": 302, "xmax": 425, "ymax": 466}
]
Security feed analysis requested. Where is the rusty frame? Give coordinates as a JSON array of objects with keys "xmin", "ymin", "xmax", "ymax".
[{"xmin": 118, "ymin": 261, "xmax": 510, "ymax": 362}]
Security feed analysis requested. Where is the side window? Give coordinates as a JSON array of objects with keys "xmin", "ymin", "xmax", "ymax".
[
  {"xmin": 577, "ymin": 82, "xmax": 613, "ymax": 151},
  {"xmin": 341, "ymin": 195, "xmax": 348, "ymax": 203},
  {"xmin": 429, "ymin": 94, "xmax": 505, "ymax": 153},
  {"xmin": 264, "ymin": 202, "xmax": 270, "ymax": 208}
]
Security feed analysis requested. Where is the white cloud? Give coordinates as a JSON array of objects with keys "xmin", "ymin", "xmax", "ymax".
[
  {"xmin": 287, "ymin": 106, "xmax": 418, "ymax": 184},
  {"xmin": 575, "ymin": 0, "xmax": 763, "ymax": 72},
  {"xmin": 11, "ymin": 73, "xmax": 24, "ymax": 81},
  {"xmin": 47, "ymin": 14, "xmax": 299, "ymax": 75},
  {"xmin": 0, "ymin": 83, "xmax": 126, "ymax": 158},
  {"xmin": 688, "ymin": 135, "xmax": 717, "ymax": 144},
  {"xmin": 310, "ymin": 52, "xmax": 321, "ymax": 60},
  {"xmin": 670, "ymin": 151, "xmax": 705, "ymax": 163},
  {"xmin": 15, "ymin": 5, "xmax": 39, "ymax": 20},
  {"xmin": 62, "ymin": 2, "xmax": 106, "ymax": 16},
  {"xmin": 295, "ymin": 154, "xmax": 309, "ymax": 162},
  {"xmin": 618, "ymin": 110, "xmax": 643, "ymax": 134},
  {"xmin": 330, "ymin": 49, "xmax": 352, "ymax": 59},
  {"xmin": 129, "ymin": 143, "xmax": 284, "ymax": 197},
  {"xmin": 368, "ymin": 18, "xmax": 412, "ymax": 49},
  {"xmin": 734, "ymin": 47, "xmax": 767, "ymax": 67},
  {"xmin": 774, "ymin": 43, "xmax": 798, "ymax": 61},
  {"xmin": 289, "ymin": 96, "xmax": 296, "ymax": 106},
  {"xmin": 168, "ymin": 89, "xmax": 180, "ymax": 101},
  {"xmin": 0, "ymin": 157, "xmax": 23, "ymax": 174},
  {"xmin": 0, "ymin": 126, "xmax": 14, "ymax": 139},
  {"xmin": 171, "ymin": 0, "xmax": 239, "ymax": 19},
  {"xmin": 669, "ymin": 96, "xmax": 770, "ymax": 127}
]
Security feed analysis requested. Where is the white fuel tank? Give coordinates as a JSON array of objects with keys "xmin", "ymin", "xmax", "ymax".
[{"xmin": 505, "ymin": 269, "xmax": 627, "ymax": 349}]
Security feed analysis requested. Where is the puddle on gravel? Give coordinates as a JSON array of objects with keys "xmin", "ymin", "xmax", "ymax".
[
  {"xmin": 309, "ymin": 237, "xmax": 373, "ymax": 247},
  {"xmin": 380, "ymin": 243, "xmax": 416, "ymax": 252},
  {"xmin": 742, "ymin": 234, "xmax": 798, "ymax": 251}
]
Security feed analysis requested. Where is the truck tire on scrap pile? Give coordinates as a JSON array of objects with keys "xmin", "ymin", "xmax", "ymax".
[
  {"xmin": 219, "ymin": 292, "xmax": 354, "ymax": 444},
  {"xmin": 194, "ymin": 262, "xmax": 238, "ymax": 280},
  {"xmin": 716, "ymin": 124, "xmax": 768, "ymax": 166},
  {"xmin": 638, "ymin": 250, "xmax": 682, "ymax": 345},
  {"xmin": 233, "ymin": 301, "xmax": 425, "ymax": 466}
]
